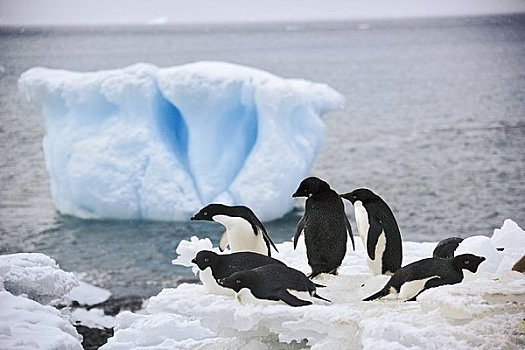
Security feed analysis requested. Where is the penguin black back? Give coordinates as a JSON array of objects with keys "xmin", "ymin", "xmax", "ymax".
[
  {"xmin": 292, "ymin": 177, "xmax": 354, "ymax": 279},
  {"xmin": 363, "ymin": 253, "xmax": 486, "ymax": 301},
  {"xmin": 341, "ymin": 188, "xmax": 402, "ymax": 275},
  {"xmin": 218, "ymin": 264, "xmax": 330, "ymax": 307},
  {"xmin": 191, "ymin": 250, "xmax": 285, "ymax": 280}
]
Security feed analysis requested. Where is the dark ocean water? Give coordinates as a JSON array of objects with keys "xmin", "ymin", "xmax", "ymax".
[{"xmin": 1, "ymin": 15, "xmax": 524, "ymax": 297}]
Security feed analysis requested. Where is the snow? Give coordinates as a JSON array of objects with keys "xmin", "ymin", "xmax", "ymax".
[
  {"xmin": 18, "ymin": 61, "xmax": 343, "ymax": 222},
  {"xmin": 0, "ymin": 291, "xmax": 83, "ymax": 350},
  {"xmin": 0, "ymin": 253, "xmax": 78, "ymax": 304},
  {"xmin": 105, "ymin": 219, "xmax": 525, "ymax": 349},
  {"xmin": 0, "ymin": 253, "xmax": 116, "ymax": 349}
]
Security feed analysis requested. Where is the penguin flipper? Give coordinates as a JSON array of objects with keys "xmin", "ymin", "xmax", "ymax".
[
  {"xmin": 293, "ymin": 216, "xmax": 306, "ymax": 250},
  {"xmin": 312, "ymin": 292, "xmax": 331, "ymax": 303},
  {"xmin": 432, "ymin": 237, "xmax": 463, "ymax": 258},
  {"xmin": 363, "ymin": 287, "xmax": 389, "ymax": 301},
  {"xmin": 367, "ymin": 218, "xmax": 383, "ymax": 261},
  {"xmin": 276, "ymin": 289, "xmax": 312, "ymax": 307},
  {"xmin": 219, "ymin": 231, "xmax": 229, "ymax": 252},
  {"xmin": 257, "ymin": 226, "xmax": 279, "ymax": 254},
  {"xmin": 344, "ymin": 214, "xmax": 355, "ymax": 251}
]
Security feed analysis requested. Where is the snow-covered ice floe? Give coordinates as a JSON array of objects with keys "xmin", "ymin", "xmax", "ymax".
[
  {"xmin": 18, "ymin": 61, "xmax": 344, "ymax": 222},
  {"xmin": 0, "ymin": 253, "xmax": 114, "ymax": 349},
  {"xmin": 104, "ymin": 219, "xmax": 525, "ymax": 350}
]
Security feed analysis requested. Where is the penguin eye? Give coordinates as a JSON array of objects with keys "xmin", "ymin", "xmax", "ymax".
[
  {"xmin": 465, "ymin": 260, "xmax": 470, "ymax": 265},
  {"xmin": 204, "ymin": 258, "xmax": 209, "ymax": 263},
  {"xmin": 236, "ymin": 279, "xmax": 241, "ymax": 284},
  {"xmin": 353, "ymin": 195, "xmax": 357, "ymax": 199},
  {"xmin": 204, "ymin": 212, "xmax": 208, "ymax": 216}
]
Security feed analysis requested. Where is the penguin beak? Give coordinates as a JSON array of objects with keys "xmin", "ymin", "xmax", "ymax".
[
  {"xmin": 292, "ymin": 191, "xmax": 300, "ymax": 198},
  {"xmin": 191, "ymin": 258, "xmax": 196, "ymax": 264},
  {"xmin": 190, "ymin": 215, "xmax": 196, "ymax": 221},
  {"xmin": 217, "ymin": 278, "xmax": 224, "ymax": 285}
]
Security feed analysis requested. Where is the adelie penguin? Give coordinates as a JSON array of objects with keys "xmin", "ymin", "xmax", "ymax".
[
  {"xmin": 292, "ymin": 177, "xmax": 355, "ymax": 279},
  {"xmin": 218, "ymin": 263, "xmax": 331, "ymax": 307},
  {"xmin": 191, "ymin": 250, "xmax": 284, "ymax": 295},
  {"xmin": 341, "ymin": 188, "xmax": 402, "ymax": 276},
  {"xmin": 363, "ymin": 253, "xmax": 486, "ymax": 302},
  {"xmin": 191, "ymin": 203, "xmax": 278, "ymax": 256}
]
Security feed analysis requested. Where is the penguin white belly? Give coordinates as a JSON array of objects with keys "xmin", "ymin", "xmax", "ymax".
[
  {"xmin": 398, "ymin": 276, "xmax": 438, "ymax": 300},
  {"xmin": 235, "ymin": 288, "xmax": 277, "ymax": 305},
  {"xmin": 353, "ymin": 201, "xmax": 370, "ymax": 243},
  {"xmin": 199, "ymin": 267, "xmax": 234, "ymax": 296},
  {"xmin": 355, "ymin": 202, "xmax": 386, "ymax": 276},
  {"xmin": 368, "ymin": 231, "xmax": 387, "ymax": 276},
  {"xmin": 214, "ymin": 215, "xmax": 267, "ymax": 255}
]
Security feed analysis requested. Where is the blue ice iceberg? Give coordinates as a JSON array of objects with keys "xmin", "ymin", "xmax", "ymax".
[{"xmin": 19, "ymin": 62, "xmax": 344, "ymax": 221}]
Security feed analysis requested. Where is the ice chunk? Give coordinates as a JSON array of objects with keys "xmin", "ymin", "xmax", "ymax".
[
  {"xmin": 64, "ymin": 280, "xmax": 112, "ymax": 306},
  {"xmin": 19, "ymin": 62, "xmax": 344, "ymax": 222},
  {"xmin": 456, "ymin": 219, "xmax": 525, "ymax": 274},
  {"xmin": 0, "ymin": 253, "xmax": 78, "ymax": 304},
  {"xmin": 104, "ymin": 220, "xmax": 525, "ymax": 349}
]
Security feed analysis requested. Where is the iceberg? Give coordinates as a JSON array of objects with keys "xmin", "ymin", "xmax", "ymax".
[
  {"xmin": 18, "ymin": 62, "xmax": 344, "ymax": 222},
  {"xmin": 103, "ymin": 219, "xmax": 525, "ymax": 349}
]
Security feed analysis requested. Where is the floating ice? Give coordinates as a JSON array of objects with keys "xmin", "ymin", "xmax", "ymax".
[
  {"xmin": 18, "ymin": 62, "xmax": 344, "ymax": 222},
  {"xmin": 103, "ymin": 219, "xmax": 525, "ymax": 349}
]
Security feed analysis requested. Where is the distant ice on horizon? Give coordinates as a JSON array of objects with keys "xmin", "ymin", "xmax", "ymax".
[{"xmin": 1, "ymin": 0, "xmax": 525, "ymax": 26}]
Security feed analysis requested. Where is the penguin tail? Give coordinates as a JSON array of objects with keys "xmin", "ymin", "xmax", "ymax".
[
  {"xmin": 312, "ymin": 292, "xmax": 331, "ymax": 303},
  {"xmin": 363, "ymin": 288, "xmax": 389, "ymax": 302}
]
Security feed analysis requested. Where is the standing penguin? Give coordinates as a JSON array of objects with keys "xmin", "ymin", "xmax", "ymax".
[
  {"xmin": 191, "ymin": 250, "xmax": 285, "ymax": 295},
  {"xmin": 218, "ymin": 263, "xmax": 330, "ymax": 306},
  {"xmin": 363, "ymin": 253, "xmax": 485, "ymax": 301},
  {"xmin": 191, "ymin": 204, "xmax": 278, "ymax": 256},
  {"xmin": 292, "ymin": 177, "xmax": 355, "ymax": 279},
  {"xmin": 341, "ymin": 188, "xmax": 402, "ymax": 276}
]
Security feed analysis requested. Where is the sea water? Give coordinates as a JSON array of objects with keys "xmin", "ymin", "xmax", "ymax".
[{"xmin": 1, "ymin": 15, "xmax": 524, "ymax": 297}]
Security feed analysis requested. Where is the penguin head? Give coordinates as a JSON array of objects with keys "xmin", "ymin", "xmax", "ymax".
[
  {"xmin": 292, "ymin": 177, "xmax": 330, "ymax": 198},
  {"xmin": 191, "ymin": 203, "xmax": 230, "ymax": 221},
  {"xmin": 191, "ymin": 250, "xmax": 218, "ymax": 270},
  {"xmin": 341, "ymin": 188, "xmax": 379, "ymax": 204},
  {"xmin": 453, "ymin": 254, "xmax": 486, "ymax": 273},
  {"xmin": 191, "ymin": 203, "xmax": 256, "ymax": 223},
  {"xmin": 217, "ymin": 269, "xmax": 257, "ymax": 293}
]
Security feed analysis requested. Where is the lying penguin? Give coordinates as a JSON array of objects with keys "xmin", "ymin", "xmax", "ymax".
[
  {"xmin": 191, "ymin": 250, "xmax": 284, "ymax": 295},
  {"xmin": 191, "ymin": 203, "xmax": 278, "ymax": 256},
  {"xmin": 363, "ymin": 253, "xmax": 486, "ymax": 302},
  {"xmin": 218, "ymin": 263, "xmax": 331, "ymax": 307}
]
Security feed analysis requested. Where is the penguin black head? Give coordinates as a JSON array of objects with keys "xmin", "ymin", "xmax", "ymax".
[
  {"xmin": 217, "ymin": 269, "xmax": 257, "ymax": 293},
  {"xmin": 191, "ymin": 250, "xmax": 219, "ymax": 271},
  {"xmin": 453, "ymin": 254, "xmax": 486, "ymax": 273},
  {"xmin": 190, "ymin": 203, "xmax": 229, "ymax": 221},
  {"xmin": 340, "ymin": 188, "xmax": 379, "ymax": 204},
  {"xmin": 292, "ymin": 177, "xmax": 330, "ymax": 198}
]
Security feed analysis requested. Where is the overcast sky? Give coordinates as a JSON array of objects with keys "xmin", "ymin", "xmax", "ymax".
[{"xmin": 1, "ymin": 0, "xmax": 525, "ymax": 26}]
